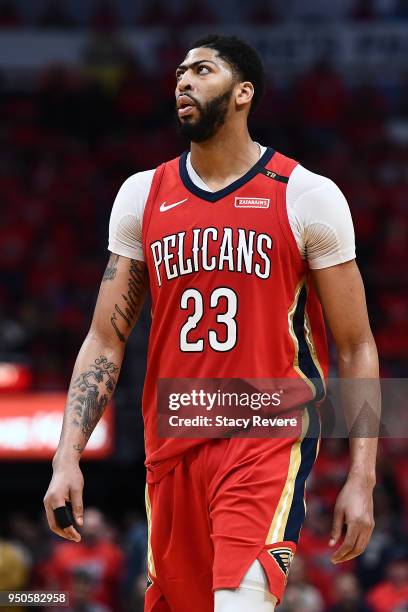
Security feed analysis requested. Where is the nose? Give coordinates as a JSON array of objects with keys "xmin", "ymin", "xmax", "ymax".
[{"xmin": 177, "ymin": 70, "xmax": 193, "ymax": 93}]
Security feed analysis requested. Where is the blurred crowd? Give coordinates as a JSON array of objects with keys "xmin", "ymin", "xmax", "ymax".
[
  {"xmin": 1, "ymin": 0, "xmax": 408, "ymax": 28},
  {"xmin": 0, "ymin": 508, "xmax": 147, "ymax": 612},
  {"xmin": 2, "ymin": 438, "xmax": 408, "ymax": 611}
]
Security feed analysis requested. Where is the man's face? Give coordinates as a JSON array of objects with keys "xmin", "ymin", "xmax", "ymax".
[
  {"xmin": 175, "ymin": 47, "xmax": 236, "ymax": 143},
  {"xmin": 81, "ymin": 508, "xmax": 105, "ymax": 544}
]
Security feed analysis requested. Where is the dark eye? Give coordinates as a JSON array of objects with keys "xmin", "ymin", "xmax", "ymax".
[{"xmin": 198, "ymin": 65, "xmax": 210, "ymax": 75}]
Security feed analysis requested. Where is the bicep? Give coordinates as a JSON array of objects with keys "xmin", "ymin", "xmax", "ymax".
[
  {"xmin": 90, "ymin": 253, "xmax": 149, "ymax": 345},
  {"xmin": 311, "ymin": 260, "xmax": 373, "ymax": 348}
]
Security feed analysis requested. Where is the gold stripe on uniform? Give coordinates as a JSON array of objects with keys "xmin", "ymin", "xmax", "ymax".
[
  {"xmin": 287, "ymin": 279, "xmax": 326, "ymax": 397},
  {"xmin": 145, "ymin": 483, "xmax": 156, "ymax": 577},
  {"xmin": 288, "ymin": 280, "xmax": 315, "ymax": 397},
  {"xmin": 304, "ymin": 311, "xmax": 326, "ymax": 390},
  {"xmin": 265, "ymin": 408, "xmax": 309, "ymax": 544}
]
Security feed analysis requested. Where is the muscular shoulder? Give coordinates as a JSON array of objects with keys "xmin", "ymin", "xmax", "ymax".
[
  {"xmin": 108, "ymin": 169, "xmax": 156, "ymax": 261},
  {"xmin": 287, "ymin": 165, "xmax": 356, "ymax": 269}
]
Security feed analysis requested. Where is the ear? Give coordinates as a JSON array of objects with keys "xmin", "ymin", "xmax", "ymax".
[{"xmin": 235, "ymin": 81, "xmax": 254, "ymax": 110}]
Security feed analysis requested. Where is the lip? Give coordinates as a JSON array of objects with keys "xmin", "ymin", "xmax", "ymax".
[
  {"xmin": 177, "ymin": 95, "xmax": 196, "ymax": 117},
  {"xmin": 178, "ymin": 105, "xmax": 195, "ymax": 117}
]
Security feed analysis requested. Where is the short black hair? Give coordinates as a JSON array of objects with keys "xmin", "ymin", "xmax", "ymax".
[{"xmin": 189, "ymin": 34, "xmax": 265, "ymax": 113}]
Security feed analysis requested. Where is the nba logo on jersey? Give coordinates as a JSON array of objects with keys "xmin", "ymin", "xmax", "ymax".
[{"xmin": 234, "ymin": 196, "xmax": 270, "ymax": 208}]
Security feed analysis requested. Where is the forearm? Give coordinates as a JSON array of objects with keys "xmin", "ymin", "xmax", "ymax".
[
  {"xmin": 338, "ymin": 337, "xmax": 379, "ymax": 484},
  {"xmin": 53, "ymin": 331, "xmax": 125, "ymax": 466}
]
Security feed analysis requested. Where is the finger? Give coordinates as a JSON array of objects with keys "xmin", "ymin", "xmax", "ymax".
[
  {"xmin": 44, "ymin": 503, "xmax": 78, "ymax": 541},
  {"xmin": 329, "ymin": 506, "xmax": 345, "ymax": 547},
  {"xmin": 63, "ymin": 525, "xmax": 81, "ymax": 542},
  {"xmin": 336, "ymin": 520, "xmax": 374, "ymax": 563},
  {"xmin": 331, "ymin": 522, "xmax": 359, "ymax": 564},
  {"xmin": 55, "ymin": 502, "xmax": 81, "ymax": 542},
  {"xmin": 337, "ymin": 531, "xmax": 369, "ymax": 563},
  {"xmin": 44, "ymin": 495, "xmax": 65, "ymax": 532},
  {"xmin": 70, "ymin": 487, "xmax": 84, "ymax": 527},
  {"xmin": 44, "ymin": 496, "xmax": 81, "ymax": 542},
  {"xmin": 44, "ymin": 496, "xmax": 56, "ymax": 528}
]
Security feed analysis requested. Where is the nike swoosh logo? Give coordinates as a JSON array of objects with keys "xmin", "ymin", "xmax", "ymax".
[{"xmin": 159, "ymin": 198, "xmax": 188, "ymax": 212}]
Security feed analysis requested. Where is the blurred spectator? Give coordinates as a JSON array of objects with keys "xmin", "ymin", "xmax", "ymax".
[
  {"xmin": 327, "ymin": 573, "xmax": 374, "ymax": 611},
  {"xmin": 344, "ymin": 84, "xmax": 387, "ymax": 152},
  {"xmin": 115, "ymin": 60, "xmax": 155, "ymax": 128},
  {"xmin": 356, "ymin": 484, "xmax": 406, "ymax": 590},
  {"xmin": 280, "ymin": 555, "xmax": 324, "ymax": 611},
  {"xmin": 294, "ymin": 60, "xmax": 348, "ymax": 152},
  {"xmin": 384, "ymin": 440, "xmax": 408, "ymax": 526},
  {"xmin": 46, "ymin": 509, "xmax": 124, "ymax": 612},
  {"xmin": 65, "ymin": 568, "xmax": 110, "ymax": 612},
  {"xmin": 309, "ymin": 439, "xmax": 349, "ymax": 508},
  {"xmin": 297, "ymin": 500, "xmax": 345, "ymax": 605},
  {"xmin": 123, "ymin": 513, "xmax": 148, "ymax": 611},
  {"xmin": 0, "ymin": 538, "xmax": 30, "ymax": 612},
  {"xmin": 0, "ymin": 539, "xmax": 29, "ymax": 591},
  {"xmin": 367, "ymin": 548, "xmax": 408, "ymax": 611},
  {"xmin": 82, "ymin": 31, "xmax": 134, "ymax": 93},
  {"xmin": 375, "ymin": 291, "xmax": 408, "ymax": 371}
]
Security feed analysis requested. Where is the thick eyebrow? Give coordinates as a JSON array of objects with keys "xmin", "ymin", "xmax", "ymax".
[{"xmin": 175, "ymin": 59, "xmax": 218, "ymax": 75}]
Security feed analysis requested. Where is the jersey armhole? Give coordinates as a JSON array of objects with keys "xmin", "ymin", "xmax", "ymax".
[{"xmin": 141, "ymin": 162, "xmax": 167, "ymax": 260}]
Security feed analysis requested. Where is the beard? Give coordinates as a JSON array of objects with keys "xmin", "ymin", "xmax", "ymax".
[{"xmin": 176, "ymin": 87, "xmax": 233, "ymax": 143}]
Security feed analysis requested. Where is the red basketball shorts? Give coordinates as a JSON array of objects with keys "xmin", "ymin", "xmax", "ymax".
[{"xmin": 144, "ymin": 403, "xmax": 320, "ymax": 611}]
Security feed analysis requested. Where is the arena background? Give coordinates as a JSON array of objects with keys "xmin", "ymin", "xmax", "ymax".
[{"xmin": 1, "ymin": 1, "xmax": 408, "ymax": 610}]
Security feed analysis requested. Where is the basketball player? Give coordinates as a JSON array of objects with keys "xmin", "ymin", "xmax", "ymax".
[{"xmin": 44, "ymin": 35, "xmax": 379, "ymax": 611}]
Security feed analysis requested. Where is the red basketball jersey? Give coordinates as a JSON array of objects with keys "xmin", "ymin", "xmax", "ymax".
[{"xmin": 142, "ymin": 148, "xmax": 328, "ymax": 481}]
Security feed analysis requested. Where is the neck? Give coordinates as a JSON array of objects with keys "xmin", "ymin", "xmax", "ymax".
[{"xmin": 189, "ymin": 121, "xmax": 260, "ymax": 190}]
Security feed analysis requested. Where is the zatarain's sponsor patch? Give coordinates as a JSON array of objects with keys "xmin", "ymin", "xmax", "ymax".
[{"xmin": 234, "ymin": 197, "xmax": 270, "ymax": 209}]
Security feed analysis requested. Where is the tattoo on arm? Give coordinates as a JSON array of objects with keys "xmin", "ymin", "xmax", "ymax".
[
  {"xmin": 110, "ymin": 259, "xmax": 148, "ymax": 343},
  {"xmin": 68, "ymin": 355, "xmax": 119, "ymax": 451},
  {"xmin": 103, "ymin": 254, "xmax": 119, "ymax": 282}
]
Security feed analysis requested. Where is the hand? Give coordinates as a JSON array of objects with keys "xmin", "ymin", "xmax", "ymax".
[
  {"xmin": 43, "ymin": 461, "xmax": 84, "ymax": 542},
  {"xmin": 329, "ymin": 473, "xmax": 375, "ymax": 564}
]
